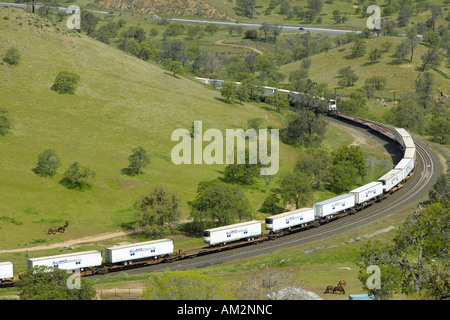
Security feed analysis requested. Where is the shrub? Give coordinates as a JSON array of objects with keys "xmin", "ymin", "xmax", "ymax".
[
  {"xmin": 3, "ymin": 47, "xmax": 21, "ymax": 66},
  {"xmin": 51, "ymin": 71, "xmax": 80, "ymax": 94}
]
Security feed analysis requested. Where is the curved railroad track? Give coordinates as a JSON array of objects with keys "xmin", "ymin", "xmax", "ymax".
[{"xmin": 98, "ymin": 116, "xmax": 441, "ymax": 278}]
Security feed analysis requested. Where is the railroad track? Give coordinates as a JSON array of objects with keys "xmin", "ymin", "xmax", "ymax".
[{"xmin": 97, "ymin": 116, "xmax": 439, "ymax": 278}]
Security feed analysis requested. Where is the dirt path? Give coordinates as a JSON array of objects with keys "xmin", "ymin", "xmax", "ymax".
[
  {"xmin": 215, "ymin": 39, "xmax": 264, "ymax": 55},
  {"xmin": 0, "ymin": 230, "xmax": 134, "ymax": 254}
]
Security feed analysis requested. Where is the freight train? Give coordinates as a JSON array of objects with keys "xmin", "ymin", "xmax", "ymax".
[
  {"xmin": 195, "ymin": 77, "xmax": 337, "ymax": 111},
  {"xmin": 0, "ymin": 113, "xmax": 417, "ymax": 287}
]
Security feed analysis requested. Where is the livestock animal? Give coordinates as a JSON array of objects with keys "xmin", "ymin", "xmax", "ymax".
[
  {"xmin": 47, "ymin": 227, "xmax": 58, "ymax": 235},
  {"xmin": 323, "ymin": 285, "xmax": 334, "ymax": 294},
  {"xmin": 338, "ymin": 280, "xmax": 346, "ymax": 286},
  {"xmin": 64, "ymin": 220, "xmax": 69, "ymax": 228},
  {"xmin": 333, "ymin": 286, "xmax": 345, "ymax": 294},
  {"xmin": 58, "ymin": 226, "xmax": 65, "ymax": 233}
]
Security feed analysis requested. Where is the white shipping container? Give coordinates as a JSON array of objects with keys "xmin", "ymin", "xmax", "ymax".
[
  {"xmin": 27, "ymin": 251, "xmax": 102, "ymax": 271},
  {"xmin": 404, "ymin": 147, "xmax": 416, "ymax": 164},
  {"xmin": 350, "ymin": 181, "xmax": 383, "ymax": 205},
  {"xmin": 394, "ymin": 128, "xmax": 412, "ymax": 150},
  {"xmin": 404, "ymin": 138, "xmax": 415, "ymax": 149},
  {"xmin": 378, "ymin": 169, "xmax": 403, "ymax": 192},
  {"xmin": 0, "ymin": 262, "xmax": 13, "ymax": 280},
  {"xmin": 105, "ymin": 239, "xmax": 174, "ymax": 264},
  {"xmin": 395, "ymin": 158, "xmax": 414, "ymax": 181},
  {"xmin": 265, "ymin": 208, "xmax": 315, "ymax": 232},
  {"xmin": 203, "ymin": 221, "xmax": 262, "ymax": 246},
  {"xmin": 313, "ymin": 194, "xmax": 355, "ymax": 218}
]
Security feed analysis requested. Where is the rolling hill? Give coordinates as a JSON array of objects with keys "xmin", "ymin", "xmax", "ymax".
[
  {"xmin": 279, "ymin": 35, "xmax": 449, "ymax": 117},
  {"xmin": 96, "ymin": 0, "xmax": 227, "ymax": 18}
]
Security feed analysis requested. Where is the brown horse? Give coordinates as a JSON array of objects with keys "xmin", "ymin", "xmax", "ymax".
[
  {"xmin": 333, "ymin": 286, "xmax": 346, "ymax": 294},
  {"xmin": 58, "ymin": 226, "xmax": 65, "ymax": 233},
  {"xmin": 64, "ymin": 220, "xmax": 69, "ymax": 228},
  {"xmin": 47, "ymin": 227, "xmax": 58, "ymax": 235},
  {"xmin": 338, "ymin": 280, "xmax": 347, "ymax": 286},
  {"xmin": 323, "ymin": 285, "xmax": 334, "ymax": 294}
]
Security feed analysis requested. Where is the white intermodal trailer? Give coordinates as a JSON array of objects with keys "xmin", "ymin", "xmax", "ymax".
[
  {"xmin": 203, "ymin": 221, "xmax": 262, "ymax": 246},
  {"xmin": 378, "ymin": 169, "xmax": 403, "ymax": 192},
  {"xmin": 313, "ymin": 193, "xmax": 355, "ymax": 219},
  {"xmin": 27, "ymin": 251, "xmax": 103, "ymax": 271},
  {"xmin": 404, "ymin": 147, "xmax": 416, "ymax": 164},
  {"xmin": 350, "ymin": 181, "xmax": 383, "ymax": 206},
  {"xmin": 105, "ymin": 239, "xmax": 174, "ymax": 264},
  {"xmin": 394, "ymin": 128, "xmax": 413, "ymax": 150},
  {"xmin": 395, "ymin": 158, "xmax": 414, "ymax": 181},
  {"xmin": 265, "ymin": 208, "xmax": 315, "ymax": 232},
  {"xmin": 0, "ymin": 262, "xmax": 14, "ymax": 281}
]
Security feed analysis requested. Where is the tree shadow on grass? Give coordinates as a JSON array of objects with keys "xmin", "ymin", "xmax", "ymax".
[
  {"xmin": 121, "ymin": 167, "xmax": 138, "ymax": 176},
  {"xmin": 163, "ymin": 71, "xmax": 181, "ymax": 79},
  {"xmin": 213, "ymin": 96, "xmax": 233, "ymax": 104}
]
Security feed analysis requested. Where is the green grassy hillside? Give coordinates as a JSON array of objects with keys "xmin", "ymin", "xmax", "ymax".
[
  {"xmin": 0, "ymin": 7, "xmax": 294, "ymax": 248},
  {"xmin": 280, "ymin": 35, "xmax": 449, "ymax": 117},
  {"xmin": 204, "ymin": 0, "xmax": 449, "ymax": 30}
]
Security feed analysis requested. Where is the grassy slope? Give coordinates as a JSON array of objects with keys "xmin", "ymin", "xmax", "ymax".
[
  {"xmin": 0, "ymin": 7, "xmax": 294, "ymax": 248},
  {"xmin": 280, "ymin": 35, "xmax": 449, "ymax": 117},
  {"xmin": 204, "ymin": 0, "xmax": 448, "ymax": 28}
]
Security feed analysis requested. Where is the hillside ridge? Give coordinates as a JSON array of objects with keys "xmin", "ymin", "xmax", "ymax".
[{"xmin": 96, "ymin": 0, "xmax": 228, "ymax": 18}]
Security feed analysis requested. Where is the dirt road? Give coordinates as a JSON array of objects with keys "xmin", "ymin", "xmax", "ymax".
[{"xmin": 0, "ymin": 230, "xmax": 133, "ymax": 254}]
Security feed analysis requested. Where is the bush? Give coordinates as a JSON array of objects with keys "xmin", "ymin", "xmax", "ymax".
[
  {"xmin": 51, "ymin": 71, "xmax": 80, "ymax": 94},
  {"xmin": 3, "ymin": 47, "xmax": 21, "ymax": 66},
  {"xmin": 245, "ymin": 29, "xmax": 258, "ymax": 40}
]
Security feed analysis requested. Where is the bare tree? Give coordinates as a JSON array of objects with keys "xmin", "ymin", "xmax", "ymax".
[{"xmin": 270, "ymin": 24, "xmax": 283, "ymax": 42}]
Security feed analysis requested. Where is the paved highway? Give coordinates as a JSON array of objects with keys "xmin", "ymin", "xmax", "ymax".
[
  {"xmin": 0, "ymin": 2, "xmax": 360, "ymax": 35},
  {"xmin": 167, "ymin": 17, "xmax": 360, "ymax": 35}
]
